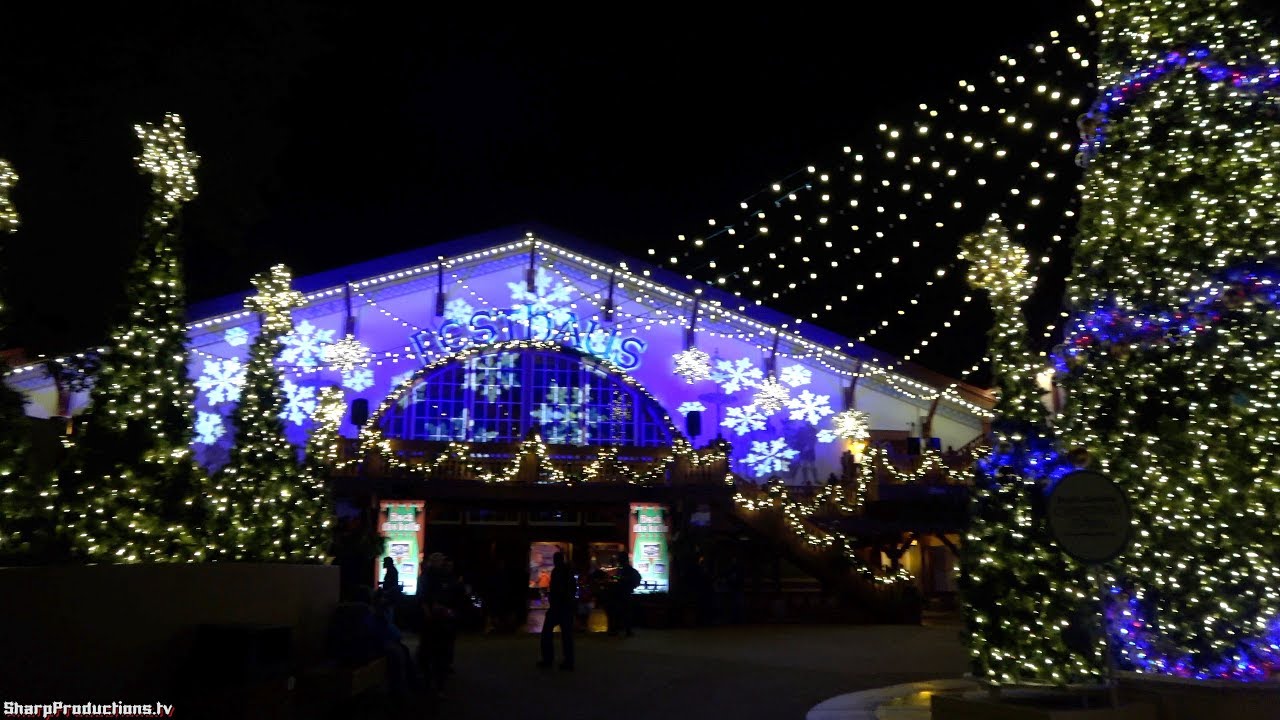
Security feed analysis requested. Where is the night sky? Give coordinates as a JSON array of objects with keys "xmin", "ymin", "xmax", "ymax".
[{"xmin": 2, "ymin": 3, "xmax": 1119, "ymax": 380}]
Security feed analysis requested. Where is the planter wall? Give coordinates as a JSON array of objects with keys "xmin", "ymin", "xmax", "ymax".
[
  {"xmin": 0, "ymin": 563, "xmax": 338, "ymax": 700},
  {"xmin": 1117, "ymin": 672, "xmax": 1280, "ymax": 720}
]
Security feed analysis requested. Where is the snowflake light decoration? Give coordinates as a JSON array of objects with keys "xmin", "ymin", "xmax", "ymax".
[
  {"xmin": 247, "ymin": 265, "xmax": 304, "ymax": 334},
  {"xmin": 743, "ymin": 438, "xmax": 798, "ymax": 476},
  {"xmin": 816, "ymin": 429, "xmax": 839, "ymax": 444},
  {"xmin": 280, "ymin": 378, "xmax": 318, "ymax": 426},
  {"xmin": 753, "ymin": 377, "xmax": 790, "ymax": 414},
  {"xmin": 712, "ymin": 357, "xmax": 764, "ymax": 394},
  {"xmin": 508, "ymin": 266, "xmax": 575, "ymax": 326},
  {"xmin": 672, "ymin": 347, "xmax": 712, "ymax": 384},
  {"xmin": 831, "ymin": 409, "xmax": 871, "ymax": 441},
  {"xmin": 786, "ymin": 390, "xmax": 834, "ymax": 425},
  {"xmin": 133, "ymin": 113, "xmax": 199, "ymax": 220},
  {"xmin": 443, "ymin": 297, "xmax": 475, "ymax": 324},
  {"xmin": 341, "ymin": 368, "xmax": 374, "ymax": 392},
  {"xmin": 194, "ymin": 411, "xmax": 225, "ymax": 445},
  {"xmin": 779, "ymin": 364, "xmax": 812, "ymax": 388},
  {"xmin": 321, "ymin": 333, "xmax": 370, "ymax": 372},
  {"xmin": 722, "ymin": 404, "xmax": 767, "ymax": 436},
  {"xmin": 676, "ymin": 401, "xmax": 707, "ymax": 416},
  {"xmin": 281, "ymin": 320, "xmax": 336, "ymax": 367},
  {"xmin": 194, "ymin": 357, "xmax": 246, "ymax": 405},
  {"xmin": 224, "ymin": 326, "xmax": 249, "ymax": 347}
]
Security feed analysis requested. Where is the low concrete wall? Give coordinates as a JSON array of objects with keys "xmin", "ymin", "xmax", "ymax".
[
  {"xmin": 0, "ymin": 563, "xmax": 339, "ymax": 700},
  {"xmin": 1118, "ymin": 672, "xmax": 1280, "ymax": 720}
]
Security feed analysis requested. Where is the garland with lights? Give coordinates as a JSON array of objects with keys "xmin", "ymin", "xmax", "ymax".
[
  {"xmin": 349, "ymin": 339, "xmax": 728, "ymax": 484},
  {"xmin": 732, "ymin": 476, "xmax": 912, "ymax": 586},
  {"xmin": 1057, "ymin": 0, "xmax": 1280, "ymax": 681},
  {"xmin": 205, "ymin": 265, "xmax": 328, "ymax": 562},
  {"xmin": 69, "ymin": 114, "xmax": 202, "ymax": 562}
]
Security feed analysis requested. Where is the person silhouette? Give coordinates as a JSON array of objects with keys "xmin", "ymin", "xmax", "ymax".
[{"xmin": 537, "ymin": 551, "xmax": 576, "ymax": 670}]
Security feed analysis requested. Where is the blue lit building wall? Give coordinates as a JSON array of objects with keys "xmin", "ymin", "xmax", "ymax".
[{"xmin": 8, "ymin": 230, "xmax": 990, "ymax": 482}]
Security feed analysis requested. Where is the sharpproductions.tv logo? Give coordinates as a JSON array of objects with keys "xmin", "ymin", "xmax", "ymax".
[{"xmin": 4, "ymin": 701, "xmax": 175, "ymax": 718}]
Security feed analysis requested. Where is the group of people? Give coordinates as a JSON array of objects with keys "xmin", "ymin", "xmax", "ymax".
[
  {"xmin": 365, "ymin": 548, "xmax": 644, "ymax": 685},
  {"xmin": 539, "ymin": 551, "xmax": 643, "ymax": 670}
]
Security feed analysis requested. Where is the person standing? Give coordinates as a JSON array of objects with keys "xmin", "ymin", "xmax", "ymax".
[
  {"xmin": 381, "ymin": 556, "xmax": 401, "ymax": 601},
  {"xmin": 537, "ymin": 551, "xmax": 575, "ymax": 670},
  {"xmin": 612, "ymin": 552, "xmax": 642, "ymax": 637}
]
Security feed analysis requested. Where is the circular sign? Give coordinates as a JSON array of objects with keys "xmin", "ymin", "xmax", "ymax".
[{"xmin": 1047, "ymin": 470, "xmax": 1132, "ymax": 564}]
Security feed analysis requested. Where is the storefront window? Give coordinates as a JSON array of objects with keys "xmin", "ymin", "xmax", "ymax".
[{"xmin": 382, "ymin": 348, "xmax": 674, "ymax": 447}]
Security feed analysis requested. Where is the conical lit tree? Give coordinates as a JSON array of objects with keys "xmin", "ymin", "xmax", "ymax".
[
  {"xmin": 207, "ymin": 266, "xmax": 328, "ymax": 562},
  {"xmin": 71, "ymin": 114, "xmax": 202, "ymax": 562},
  {"xmin": 958, "ymin": 218, "xmax": 1102, "ymax": 686},
  {"xmin": 1057, "ymin": 0, "xmax": 1280, "ymax": 679},
  {"xmin": 0, "ymin": 159, "xmax": 57, "ymax": 562}
]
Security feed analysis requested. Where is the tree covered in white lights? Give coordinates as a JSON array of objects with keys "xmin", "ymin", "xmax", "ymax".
[
  {"xmin": 206, "ymin": 265, "xmax": 329, "ymax": 561},
  {"xmin": 959, "ymin": 218, "xmax": 1102, "ymax": 685},
  {"xmin": 70, "ymin": 115, "xmax": 202, "ymax": 562},
  {"xmin": 1053, "ymin": 0, "xmax": 1280, "ymax": 679},
  {"xmin": 0, "ymin": 159, "xmax": 55, "ymax": 561}
]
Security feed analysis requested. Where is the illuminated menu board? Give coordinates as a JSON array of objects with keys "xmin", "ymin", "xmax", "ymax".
[
  {"xmin": 378, "ymin": 501, "xmax": 425, "ymax": 596},
  {"xmin": 628, "ymin": 503, "xmax": 670, "ymax": 594}
]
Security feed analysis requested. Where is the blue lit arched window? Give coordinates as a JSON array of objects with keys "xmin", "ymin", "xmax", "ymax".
[{"xmin": 381, "ymin": 348, "xmax": 674, "ymax": 447}]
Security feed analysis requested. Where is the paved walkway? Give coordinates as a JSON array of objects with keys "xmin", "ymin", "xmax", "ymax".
[{"xmin": 420, "ymin": 624, "xmax": 967, "ymax": 720}]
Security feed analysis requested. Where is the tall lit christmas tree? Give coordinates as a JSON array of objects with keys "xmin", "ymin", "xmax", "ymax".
[
  {"xmin": 206, "ymin": 265, "xmax": 329, "ymax": 562},
  {"xmin": 1055, "ymin": 0, "xmax": 1280, "ymax": 679},
  {"xmin": 0, "ymin": 159, "xmax": 53, "ymax": 561},
  {"xmin": 959, "ymin": 219, "xmax": 1102, "ymax": 685},
  {"xmin": 71, "ymin": 114, "xmax": 201, "ymax": 562}
]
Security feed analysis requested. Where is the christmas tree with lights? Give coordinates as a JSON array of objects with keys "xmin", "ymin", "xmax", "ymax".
[
  {"xmin": 959, "ymin": 218, "xmax": 1103, "ymax": 685},
  {"xmin": 0, "ymin": 159, "xmax": 53, "ymax": 562},
  {"xmin": 206, "ymin": 265, "xmax": 329, "ymax": 562},
  {"xmin": 1055, "ymin": 0, "xmax": 1280, "ymax": 680},
  {"xmin": 70, "ymin": 115, "xmax": 202, "ymax": 562}
]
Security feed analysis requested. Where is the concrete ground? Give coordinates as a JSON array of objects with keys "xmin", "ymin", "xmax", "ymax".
[{"xmin": 415, "ymin": 623, "xmax": 967, "ymax": 720}]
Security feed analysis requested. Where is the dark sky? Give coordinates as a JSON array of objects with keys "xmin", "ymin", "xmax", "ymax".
[{"xmin": 2, "ymin": 3, "xmax": 1090, "ymax": 375}]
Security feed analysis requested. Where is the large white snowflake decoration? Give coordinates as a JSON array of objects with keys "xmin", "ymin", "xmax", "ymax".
[
  {"xmin": 194, "ymin": 411, "xmax": 225, "ymax": 445},
  {"xmin": 676, "ymin": 401, "xmax": 707, "ymax": 416},
  {"xmin": 722, "ymin": 404, "xmax": 767, "ymax": 436},
  {"xmin": 465, "ymin": 352, "xmax": 520, "ymax": 403},
  {"xmin": 341, "ymin": 368, "xmax": 374, "ymax": 392},
  {"xmin": 443, "ymin": 297, "xmax": 476, "ymax": 324},
  {"xmin": 280, "ymin": 378, "xmax": 318, "ymax": 426},
  {"xmin": 532, "ymin": 381, "xmax": 589, "ymax": 445},
  {"xmin": 743, "ymin": 438, "xmax": 799, "ymax": 476},
  {"xmin": 712, "ymin": 357, "xmax": 764, "ymax": 394},
  {"xmin": 786, "ymin": 390, "xmax": 834, "ymax": 425},
  {"xmin": 779, "ymin": 364, "xmax": 812, "ymax": 388},
  {"xmin": 831, "ymin": 409, "xmax": 871, "ymax": 441},
  {"xmin": 672, "ymin": 347, "xmax": 712, "ymax": 384},
  {"xmin": 507, "ymin": 266, "xmax": 576, "ymax": 327},
  {"xmin": 194, "ymin": 357, "xmax": 246, "ymax": 405},
  {"xmin": 321, "ymin": 333, "xmax": 370, "ymax": 372},
  {"xmin": 224, "ymin": 326, "xmax": 249, "ymax": 347},
  {"xmin": 281, "ymin": 320, "xmax": 336, "ymax": 368},
  {"xmin": 753, "ymin": 376, "xmax": 791, "ymax": 414}
]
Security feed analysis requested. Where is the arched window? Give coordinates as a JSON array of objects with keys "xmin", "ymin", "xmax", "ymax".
[{"xmin": 381, "ymin": 348, "xmax": 675, "ymax": 447}]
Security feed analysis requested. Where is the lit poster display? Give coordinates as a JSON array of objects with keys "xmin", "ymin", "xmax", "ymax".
[
  {"xmin": 629, "ymin": 503, "xmax": 670, "ymax": 594},
  {"xmin": 378, "ymin": 500, "xmax": 425, "ymax": 596}
]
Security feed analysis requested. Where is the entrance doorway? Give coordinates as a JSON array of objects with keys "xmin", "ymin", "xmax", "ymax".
[{"xmin": 527, "ymin": 541, "xmax": 571, "ymax": 633}]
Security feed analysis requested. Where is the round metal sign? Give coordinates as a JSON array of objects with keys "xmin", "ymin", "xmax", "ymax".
[{"xmin": 1047, "ymin": 470, "xmax": 1132, "ymax": 564}]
